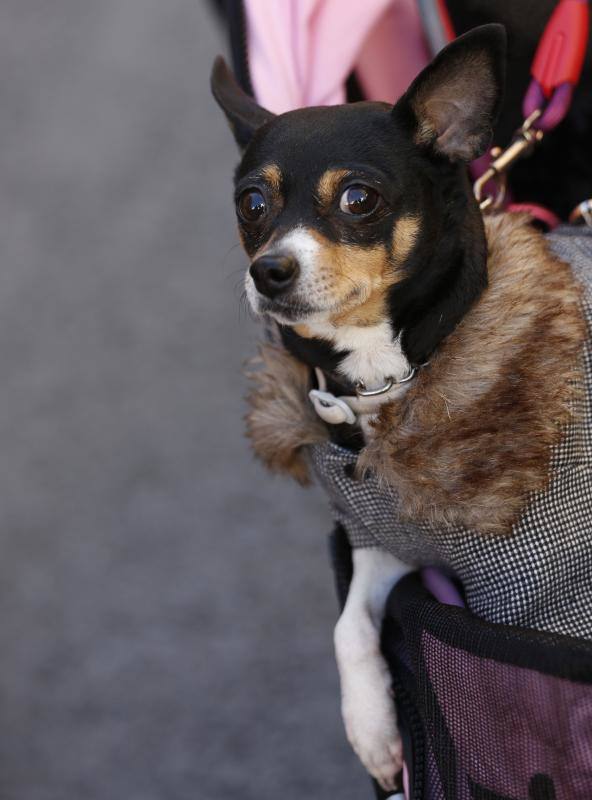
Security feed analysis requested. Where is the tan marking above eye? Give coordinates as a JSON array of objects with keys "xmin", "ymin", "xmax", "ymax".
[
  {"xmin": 259, "ymin": 164, "xmax": 283, "ymax": 198},
  {"xmin": 315, "ymin": 168, "xmax": 352, "ymax": 208}
]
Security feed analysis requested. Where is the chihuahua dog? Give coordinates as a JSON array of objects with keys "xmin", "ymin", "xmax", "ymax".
[{"xmin": 212, "ymin": 25, "xmax": 585, "ymax": 790}]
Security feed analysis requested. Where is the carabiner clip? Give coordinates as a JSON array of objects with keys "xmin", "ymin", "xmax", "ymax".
[{"xmin": 474, "ymin": 111, "xmax": 544, "ymax": 211}]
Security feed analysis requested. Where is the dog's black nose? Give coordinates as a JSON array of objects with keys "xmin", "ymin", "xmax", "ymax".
[{"xmin": 249, "ymin": 255, "xmax": 299, "ymax": 298}]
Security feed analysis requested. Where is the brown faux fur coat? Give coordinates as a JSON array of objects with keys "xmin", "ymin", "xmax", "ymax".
[{"xmin": 245, "ymin": 214, "xmax": 586, "ymax": 535}]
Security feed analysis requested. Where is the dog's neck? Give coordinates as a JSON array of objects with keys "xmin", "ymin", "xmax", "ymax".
[
  {"xmin": 279, "ymin": 318, "xmax": 414, "ymax": 440},
  {"xmin": 289, "ymin": 318, "xmax": 411, "ymax": 390}
]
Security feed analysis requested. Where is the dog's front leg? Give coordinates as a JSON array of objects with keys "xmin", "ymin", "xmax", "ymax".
[{"xmin": 334, "ymin": 547, "xmax": 411, "ymax": 791}]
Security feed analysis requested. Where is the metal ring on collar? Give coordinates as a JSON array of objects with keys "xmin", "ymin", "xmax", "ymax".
[{"xmin": 355, "ymin": 367, "xmax": 417, "ymax": 397}]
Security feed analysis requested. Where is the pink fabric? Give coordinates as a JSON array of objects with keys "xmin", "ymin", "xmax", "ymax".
[{"xmin": 244, "ymin": 0, "xmax": 429, "ymax": 112}]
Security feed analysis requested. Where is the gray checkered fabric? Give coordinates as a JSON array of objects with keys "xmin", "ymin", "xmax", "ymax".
[{"xmin": 311, "ymin": 226, "xmax": 592, "ymax": 639}]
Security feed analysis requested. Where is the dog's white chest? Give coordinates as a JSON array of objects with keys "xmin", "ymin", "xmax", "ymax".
[{"xmin": 308, "ymin": 320, "xmax": 410, "ymax": 388}]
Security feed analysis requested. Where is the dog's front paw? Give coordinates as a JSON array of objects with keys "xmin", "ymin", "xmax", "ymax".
[{"xmin": 340, "ymin": 659, "xmax": 403, "ymax": 791}]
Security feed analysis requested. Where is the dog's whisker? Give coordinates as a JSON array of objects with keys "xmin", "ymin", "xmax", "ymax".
[
  {"xmin": 238, "ymin": 290, "xmax": 259, "ymax": 323},
  {"xmin": 233, "ymin": 276, "xmax": 247, "ymax": 296},
  {"xmin": 215, "ymin": 243, "xmax": 243, "ymax": 271},
  {"xmin": 224, "ymin": 266, "xmax": 248, "ymax": 284}
]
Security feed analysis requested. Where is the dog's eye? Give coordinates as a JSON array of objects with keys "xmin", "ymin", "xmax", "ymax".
[
  {"xmin": 237, "ymin": 189, "xmax": 267, "ymax": 222},
  {"xmin": 339, "ymin": 185, "xmax": 380, "ymax": 216}
]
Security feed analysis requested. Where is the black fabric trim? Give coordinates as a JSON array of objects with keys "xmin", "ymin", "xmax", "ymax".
[
  {"xmin": 328, "ymin": 524, "xmax": 353, "ymax": 612},
  {"xmin": 381, "ymin": 612, "xmax": 430, "ymax": 799},
  {"xmin": 387, "ymin": 574, "xmax": 592, "ymax": 683}
]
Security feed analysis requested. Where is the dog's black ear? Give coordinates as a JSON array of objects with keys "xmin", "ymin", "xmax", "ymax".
[
  {"xmin": 211, "ymin": 56, "xmax": 275, "ymax": 150},
  {"xmin": 395, "ymin": 24, "xmax": 506, "ymax": 162}
]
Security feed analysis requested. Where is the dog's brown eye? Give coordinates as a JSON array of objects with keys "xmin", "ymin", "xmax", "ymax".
[
  {"xmin": 237, "ymin": 189, "xmax": 267, "ymax": 222},
  {"xmin": 339, "ymin": 185, "xmax": 380, "ymax": 216}
]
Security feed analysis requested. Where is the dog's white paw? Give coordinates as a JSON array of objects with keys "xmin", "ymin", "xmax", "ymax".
[{"xmin": 340, "ymin": 658, "xmax": 403, "ymax": 791}]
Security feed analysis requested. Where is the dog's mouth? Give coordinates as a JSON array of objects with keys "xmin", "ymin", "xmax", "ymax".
[
  {"xmin": 254, "ymin": 283, "xmax": 366, "ymax": 324},
  {"xmin": 257, "ymin": 296, "xmax": 321, "ymax": 322}
]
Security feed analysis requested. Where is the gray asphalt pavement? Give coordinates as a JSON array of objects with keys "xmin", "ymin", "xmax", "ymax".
[{"xmin": 0, "ymin": 3, "xmax": 368, "ymax": 798}]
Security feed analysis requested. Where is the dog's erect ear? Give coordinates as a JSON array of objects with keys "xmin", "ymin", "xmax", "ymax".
[
  {"xmin": 211, "ymin": 56, "xmax": 275, "ymax": 150},
  {"xmin": 395, "ymin": 24, "xmax": 506, "ymax": 162}
]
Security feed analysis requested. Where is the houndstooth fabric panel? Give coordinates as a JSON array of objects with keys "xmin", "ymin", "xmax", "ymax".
[{"xmin": 311, "ymin": 226, "xmax": 592, "ymax": 640}]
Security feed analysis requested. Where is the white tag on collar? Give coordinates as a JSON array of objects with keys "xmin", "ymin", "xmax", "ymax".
[{"xmin": 308, "ymin": 389, "xmax": 357, "ymax": 425}]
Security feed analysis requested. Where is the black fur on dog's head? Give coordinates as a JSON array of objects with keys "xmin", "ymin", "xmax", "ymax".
[{"xmin": 212, "ymin": 25, "xmax": 506, "ymax": 368}]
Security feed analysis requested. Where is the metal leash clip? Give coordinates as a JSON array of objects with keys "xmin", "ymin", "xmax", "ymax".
[{"xmin": 473, "ymin": 110, "xmax": 544, "ymax": 212}]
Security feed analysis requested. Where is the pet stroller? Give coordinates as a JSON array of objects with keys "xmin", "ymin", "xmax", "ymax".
[{"xmin": 212, "ymin": 1, "xmax": 592, "ymax": 796}]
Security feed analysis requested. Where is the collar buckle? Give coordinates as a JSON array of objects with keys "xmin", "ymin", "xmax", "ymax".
[
  {"xmin": 354, "ymin": 366, "xmax": 417, "ymax": 397},
  {"xmin": 309, "ymin": 364, "xmax": 422, "ymax": 426}
]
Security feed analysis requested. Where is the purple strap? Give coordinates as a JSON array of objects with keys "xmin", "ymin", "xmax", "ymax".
[
  {"xmin": 523, "ymin": 80, "xmax": 574, "ymax": 131},
  {"xmin": 421, "ymin": 567, "xmax": 465, "ymax": 608}
]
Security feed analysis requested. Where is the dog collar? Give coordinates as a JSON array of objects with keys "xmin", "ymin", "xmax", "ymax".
[{"xmin": 309, "ymin": 365, "xmax": 417, "ymax": 426}]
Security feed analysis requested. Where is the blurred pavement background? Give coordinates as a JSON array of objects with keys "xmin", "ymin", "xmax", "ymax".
[{"xmin": 0, "ymin": 2, "xmax": 368, "ymax": 798}]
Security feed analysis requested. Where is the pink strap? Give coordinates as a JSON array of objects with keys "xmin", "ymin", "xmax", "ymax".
[
  {"xmin": 244, "ymin": 0, "xmax": 429, "ymax": 112},
  {"xmin": 507, "ymin": 203, "xmax": 561, "ymax": 230}
]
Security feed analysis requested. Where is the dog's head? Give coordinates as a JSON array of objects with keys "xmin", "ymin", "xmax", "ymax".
[{"xmin": 212, "ymin": 25, "xmax": 505, "ymax": 365}]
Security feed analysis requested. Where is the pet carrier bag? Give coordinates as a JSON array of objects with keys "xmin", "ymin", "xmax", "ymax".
[{"xmin": 331, "ymin": 521, "xmax": 592, "ymax": 800}]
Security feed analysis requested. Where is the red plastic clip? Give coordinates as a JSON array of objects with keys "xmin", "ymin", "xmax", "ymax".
[
  {"xmin": 531, "ymin": 0, "xmax": 589, "ymax": 97},
  {"xmin": 524, "ymin": 0, "xmax": 589, "ymax": 130}
]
